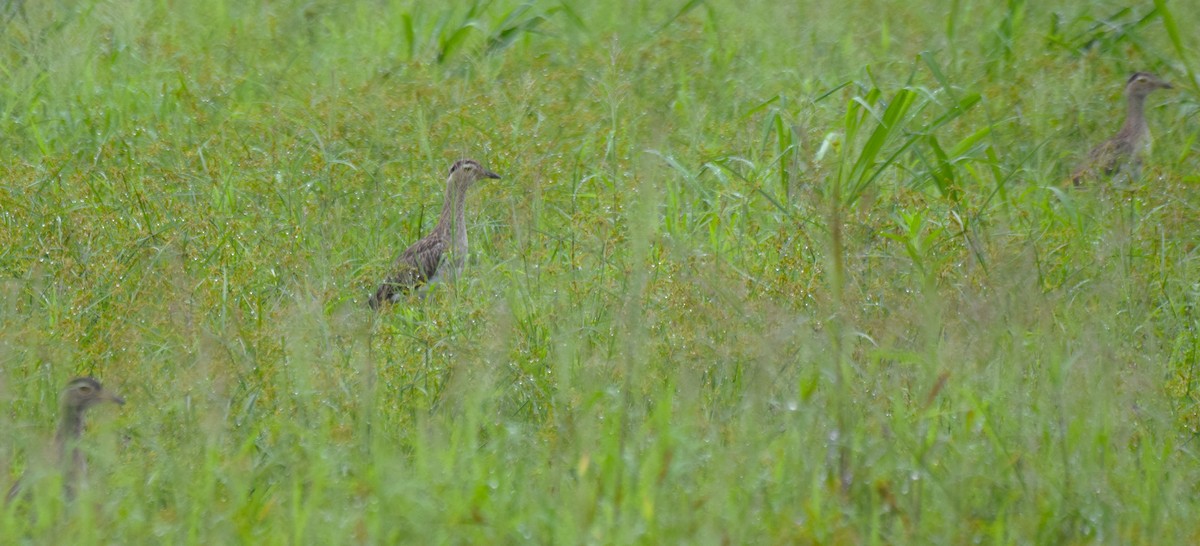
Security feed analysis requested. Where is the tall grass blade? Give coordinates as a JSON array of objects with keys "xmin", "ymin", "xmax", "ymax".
[{"xmin": 1154, "ymin": 0, "xmax": 1197, "ymax": 92}]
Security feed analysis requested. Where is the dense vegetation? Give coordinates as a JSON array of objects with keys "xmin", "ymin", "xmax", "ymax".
[{"xmin": 2, "ymin": 0, "xmax": 1198, "ymax": 543}]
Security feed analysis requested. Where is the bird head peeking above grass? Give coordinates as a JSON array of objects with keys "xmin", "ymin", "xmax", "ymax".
[
  {"xmin": 61, "ymin": 377, "xmax": 126, "ymax": 414},
  {"xmin": 1124, "ymin": 72, "xmax": 1172, "ymax": 99},
  {"xmin": 447, "ymin": 158, "xmax": 502, "ymax": 190}
]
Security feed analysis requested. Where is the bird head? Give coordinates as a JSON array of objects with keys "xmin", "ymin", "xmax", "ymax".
[
  {"xmin": 62, "ymin": 377, "xmax": 125, "ymax": 413},
  {"xmin": 1126, "ymin": 72, "xmax": 1172, "ymax": 98},
  {"xmin": 447, "ymin": 159, "xmax": 501, "ymax": 190}
]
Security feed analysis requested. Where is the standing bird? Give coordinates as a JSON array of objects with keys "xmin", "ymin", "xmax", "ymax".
[
  {"xmin": 5, "ymin": 377, "xmax": 125, "ymax": 504},
  {"xmin": 370, "ymin": 159, "xmax": 501, "ymax": 308},
  {"xmin": 1071, "ymin": 72, "xmax": 1173, "ymax": 186}
]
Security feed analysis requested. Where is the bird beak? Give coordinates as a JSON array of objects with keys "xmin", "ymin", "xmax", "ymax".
[
  {"xmin": 104, "ymin": 391, "xmax": 126, "ymax": 406},
  {"xmin": 484, "ymin": 170, "xmax": 501, "ymax": 180},
  {"xmin": 1162, "ymin": 81, "xmax": 1174, "ymax": 89}
]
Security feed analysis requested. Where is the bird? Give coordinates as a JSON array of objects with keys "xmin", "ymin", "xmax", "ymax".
[
  {"xmin": 5, "ymin": 377, "xmax": 125, "ymax": 504},
  {"xmin": 1071, "ymin": 72, "xmax": 1172, "ymax": 186},
  {"xmin": 369, "ymin": 159, "xmax": 501, "ymax": 308}
]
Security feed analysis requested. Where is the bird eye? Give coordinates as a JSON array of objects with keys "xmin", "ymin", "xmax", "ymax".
[{"xmin": 78, "ymin": 386, "xmax": 92, "ymax": 393}]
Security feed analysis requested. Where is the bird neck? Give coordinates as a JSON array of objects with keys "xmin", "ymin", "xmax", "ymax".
[
  {"xmin": 435, "ymin": 180, "xmax": 470, "ymax": 249},
  {"xmin": 1119, "ymin": 92, "xmax": 1150, "ymax": 138},
  {"xmin": 55, "ymin": 409, "xmax": 84, "ymax": 456}
]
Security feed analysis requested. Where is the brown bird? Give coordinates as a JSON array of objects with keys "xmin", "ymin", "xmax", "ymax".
[
  {"xmin": 1071, "ymin": 72, "xmax": 1172, "ymax": 186},
  {"xmin": 370, "ymin": 159, "xmax": 501, "ymax": 308},
  {"xmin": 5, "ymin": 377, "xmax": 125, "ymax": 504}
]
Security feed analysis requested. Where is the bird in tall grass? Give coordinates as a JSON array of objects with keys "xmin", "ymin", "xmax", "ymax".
[
  {"xmin": 5, "ymin": 377, "xmax": 125, "ymax": 504},
  {"xmin": 1071, "ymin": 72, "xmax": 1172, "ymax": 186},
  {"xmin": 370, "ymin": 159, "xmax": 501, "ymax": 308}
]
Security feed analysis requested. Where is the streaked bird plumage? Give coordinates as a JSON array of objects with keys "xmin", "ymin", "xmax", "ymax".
[{"xmin": 370, "ymin": 159, "xmax": 500, "ymax": 308}]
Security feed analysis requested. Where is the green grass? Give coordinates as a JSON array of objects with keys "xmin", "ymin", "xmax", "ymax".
[{"xmin": 2, "ymin": 0, "xmax": 1199, "ymax": 543}]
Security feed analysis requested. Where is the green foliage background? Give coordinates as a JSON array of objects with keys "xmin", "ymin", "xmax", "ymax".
[{"xmin": 2, "ymin": 0, "xmax": 1199, "ymax": 543}]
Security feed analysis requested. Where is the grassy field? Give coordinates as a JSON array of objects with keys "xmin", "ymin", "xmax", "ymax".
[{"xmin": 1, "ymin": 0, "xmax": 1199, "ymax": 543}]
